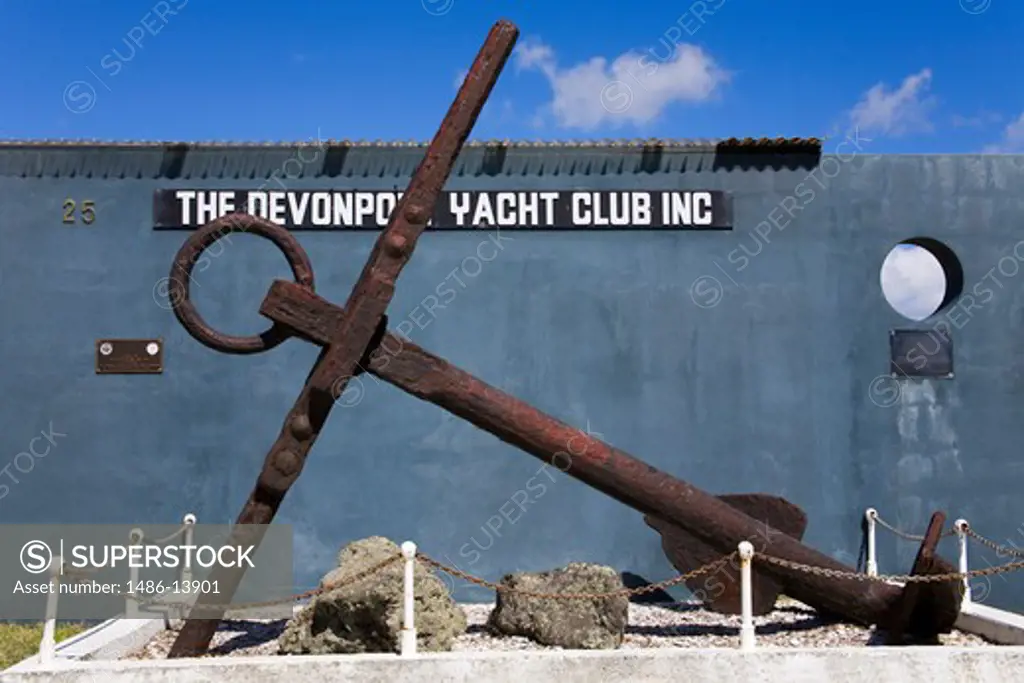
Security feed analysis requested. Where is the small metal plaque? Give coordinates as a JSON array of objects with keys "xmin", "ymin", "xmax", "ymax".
[
  {"xmin": 890, "ymin": 329, "xmax": 953, "ymax": 379},
  {"xmin": 95, "ymin": 339, "xmax": 163, "ymax": 374}
]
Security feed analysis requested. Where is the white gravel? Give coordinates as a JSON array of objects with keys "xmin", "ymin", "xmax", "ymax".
[{"xmin": 122, "ymin": 600, "xmax": 994, "ymax": 659}]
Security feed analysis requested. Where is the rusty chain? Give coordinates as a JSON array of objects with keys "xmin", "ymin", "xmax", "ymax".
[
  {"xmin": 871, "ymin": 513, "xmax": 956, "ymax": 542},
  {"xmin": 135, "ymin": 523, "xmax": 191, "ymax": 548},
  {"xmin": 129, "ymin": 529, "xmax": 1024, "ymax": 614},
  {"xmin": 134, "ymin": 553, "xmax": 404, "ymax": 611},
  {"xmin": 414, "ymin": 551, "xmax": 739, "ymax": 600},
  {"xmin": 873, "ymin": 515, "xmax": 1024, "ymax": 560},
  {"xmin": 134, "ymin": 551, "xmax": 741, "ymax": 611},
  {"xmin": 755, "ymin": 552, "xmax": 1024, "ymax": 583},
  {"xmin": 962, "ymin": 525, "xmax": 1024, "ymax": 558},
  {"xmin": 424, "ymin": 545, "xmax": 1024, "ymax": 591}
]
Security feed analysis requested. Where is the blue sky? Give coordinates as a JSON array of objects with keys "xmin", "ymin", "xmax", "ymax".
[
  {"xmin": 0, "ymin": 0, "xmax": 1021, "ymax": 152},
  {"xmin": 0, "ymin": 0, "xmax": 1008, "ymax": 317}
]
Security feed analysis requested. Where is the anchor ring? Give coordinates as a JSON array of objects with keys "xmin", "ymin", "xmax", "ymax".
[{"xmin": 167, "ymin": 214, "xmax": 315, "ymax": 355}]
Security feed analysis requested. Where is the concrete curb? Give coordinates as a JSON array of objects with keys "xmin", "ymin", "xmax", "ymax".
[
  {"xmin": 5, "ymin": 600, "xmax": 1024, "ymax": 681},
  {"xmin": 3, "ymin": 618, "xmax": 165, "ymax": 673},
  {"xmin": 3, "ymin": 604, "xmax": 304, "ymax": 673},
  {"xmin": 957, "ymin": 602, "xmax": 1024, "ymax": 645},
  {"xmin": 5, "ymin": 647, "xmax": 1024, "ymax": 683},
  {"xmin": 55, "ymin": 619, "xmax": 166, "ymax": 662}
]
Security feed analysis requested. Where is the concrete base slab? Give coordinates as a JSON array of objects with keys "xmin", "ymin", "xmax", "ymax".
[
  {"xmin": 4, "ymin": 647, "xmax": 1024, "ymax": 683},
  {"xmin": 49, "ymin": 618, "xmax": 165, "ymax": 662},
  {"xmin": 2, "ymin": 619, "xmax": 165, "ymax": 673},
  {"xmin": 957, "ymin": 602, "xmax": 1024, "ymax": 645},
  {"xmin": 6, "ymin": 599, "xmax": 1024, "ymax": 682},
  {"xmin": 3, "ymin": 604, "xmax": 304, "ymax": 674}
]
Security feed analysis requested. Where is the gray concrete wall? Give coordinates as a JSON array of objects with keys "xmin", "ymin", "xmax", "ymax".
[
  {"xmin": 6, "ymin": 647, "xmax": 1024, "ymax": 683},
  {"xmin": 1, "ymin": 146, "xmax": 1022, "ymax": 609}
]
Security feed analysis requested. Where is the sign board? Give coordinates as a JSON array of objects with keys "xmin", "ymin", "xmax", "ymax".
[
  {"xmin": 95, "ymin": 339, "xmax": 163, "ymax": 375},
  {"xmin": 890, "ymin": 329, "xmax": 954, "ymax": 379},
  {"xmin": 152, "ymin": 189, "xmax": 732, "ymax": 230}
]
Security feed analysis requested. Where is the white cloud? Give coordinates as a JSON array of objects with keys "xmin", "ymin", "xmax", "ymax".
[
  {"xmin": 848, "ymin": 68, "xmax": 936, "ymax": 136},
  {"xmin": 513, "ymin": 37, "xmax": 728, "ymax": 130},
  {"xmin": 982, "ymin": 112, "xmax": 1024, "ymax": 153},
  {"xmin": 880, "ymin": 244, "xmax": 947, "ymax": 321},
  {"xmin": 453, "ymin": 69, "xmax": 468, "ymax": 90},
  {"xmin": 951, "ymin": 110, "xmax": 1002, "ymax": 129}
]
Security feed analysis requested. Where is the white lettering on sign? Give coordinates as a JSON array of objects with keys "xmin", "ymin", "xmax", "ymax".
[
  {"xmin": 159, "ymin": 190, "xmax": 728, "ymax": 229},
  {"xmin": 571, "ymin": 192, "xmax": 653, "ymax": 226},
  {"xmin": 174, "ymin": 190, "xmax": 237, "ymax": 225},
  {"xmin": 663, "ymin": 190, "xmax": 713, "ymax": 226},
  {"xmin": 449, "ymin": 191, "xmax": 559, "ymax": 227}
]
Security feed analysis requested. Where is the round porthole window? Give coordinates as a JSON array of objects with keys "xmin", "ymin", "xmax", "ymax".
[{"xmin": 879, "ymin": 237, "xmax": 963, "ymax": 321}]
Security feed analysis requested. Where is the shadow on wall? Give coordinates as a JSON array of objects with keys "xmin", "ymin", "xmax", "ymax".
[{"xmin": 711, "ymin": 139, "xmax": 823, "ymax": 172}]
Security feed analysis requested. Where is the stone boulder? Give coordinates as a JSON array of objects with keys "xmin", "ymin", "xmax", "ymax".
[
  {"xmin": 486, "ymin": 562, "xmax": 628, "ymax": 649},
  {"xmin": 278, "ymin": 536, "xmax": 467, "ymax": 654}
]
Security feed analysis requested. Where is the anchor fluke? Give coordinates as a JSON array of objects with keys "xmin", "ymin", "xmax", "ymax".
[{"xmin": 646, "ymin": 493, "xmax": 808, "ymax": 615}]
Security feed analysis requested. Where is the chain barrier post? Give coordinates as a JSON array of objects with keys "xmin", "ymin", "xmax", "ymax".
[
  {"xmin": 954, "ymin": 518, "xmax": 971, "ymax": 605},
  {"xmin": 865, "ymin": 508, "xmax": 878, "ymax": 577},
  {"xmin": 401, "ymin": 541, "xmax": 418, "ymax": 657},
  {"xmin": 181, "ymin": 513, "xmax": 197, "ymax": 585},
  {"xmin": 126, "ymin": 527, "xmax": 144, "ymax": 618},
  {"xmin": 738, "ymin": 541, "xmax": 755, "ymax": 651},
  {"xmin": 179, "ymin": 514, "xmax": 198, "ymax": 620},
  {"xmin": 38, "ymin": 555, "xmax": 62, "ymax": 664}
]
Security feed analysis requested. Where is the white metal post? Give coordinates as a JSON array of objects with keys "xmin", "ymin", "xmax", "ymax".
[
  {"xmin": 738, "ymin": 541, "xmax": 755, "ymax": 651},
  {"xmin": 400, "ymin": 541, "xmax": 417, "ymax": 657},
  {"xmin": 865, "ymin": 508, "xmax": 878, "ymax": 577},
  {"xmin": 181, "ymin": 513, "xmax": 196, "ymax": 585},
  {"xmin": 126, "ymin": 528, "xmax": 143, "ymax": 618},
  {"xmin": 38, "ymin": 555, "xmax": 61, "ymax": 664},
  {"xmin": 955, "ymin": 518, "xmax": 971, "ymax": 605}
]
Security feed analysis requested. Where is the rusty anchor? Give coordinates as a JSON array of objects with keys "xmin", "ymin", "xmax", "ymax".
[
  {"xmin": 165, "ymin": 19, "xmax": 519, "ymax": 657},
  {"xmin": 164, "ymin": 20, "xmax": 959, "ymax": 657}
]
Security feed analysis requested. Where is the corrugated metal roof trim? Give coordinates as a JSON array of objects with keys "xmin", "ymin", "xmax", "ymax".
[
  {"xmin": 0, "ymin": 137, "xmax": 822, "ymax": 149},
  {"xmin": 0, "ymin": 140, "xmax": 823, "ymax": 179}
]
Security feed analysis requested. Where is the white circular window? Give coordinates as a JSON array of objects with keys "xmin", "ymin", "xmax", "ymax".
[{"xmin": 880, "ymin": 238, "xmax": 963, "ymax": 321}]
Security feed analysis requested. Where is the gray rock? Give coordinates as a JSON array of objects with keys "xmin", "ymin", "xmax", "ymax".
[
  {"xmin": 486, "ymin": 562, "xmax": 628, "ymax": 649},
  {"xmin": 278, "ymin": 536, "xmax": 467, "ymax": 655}
]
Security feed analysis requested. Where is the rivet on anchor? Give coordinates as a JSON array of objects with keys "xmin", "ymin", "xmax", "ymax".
[
  {"xmin": 289, "ymin": 414, "xmax": 313, "ymax": 440},
  {"xmin": 273, "ymin": 449, "xmax": 302, "ymax": 477},
  {"xmin": 384, "ymin": 233, "xmax": 409, "ymax": 257},
  {"xmin": 404, "ymin": 205, "xmax": 429, "ymax": 224}
]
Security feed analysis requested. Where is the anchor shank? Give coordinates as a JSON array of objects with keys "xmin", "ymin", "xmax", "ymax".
[
  {"xmin": 302, "ymin": 20, "xmax": 518, "ymax": 402},
  {"xmin": 261, "ymin": 280, "xmax": 905, "ymax": 626},
  {"xmin": 168, "ymin": 356, "xmax": 338, "ymax": 657}
]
